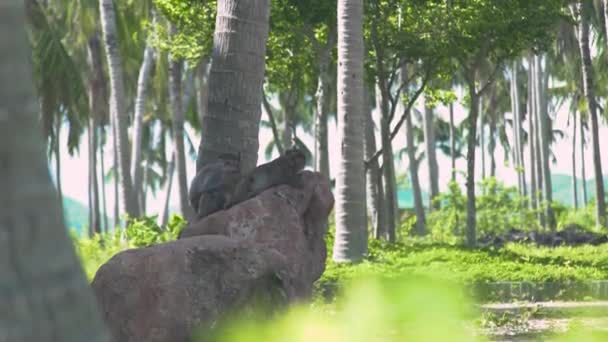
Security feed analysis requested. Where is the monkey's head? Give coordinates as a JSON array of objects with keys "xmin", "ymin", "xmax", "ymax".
[
  {"xmin": 284, "ymin": 147, "xmax": 306, "ymax": 173},
  {"xmin": 218, "ymin": 152, "xmax": 240, "ymax": 170}
]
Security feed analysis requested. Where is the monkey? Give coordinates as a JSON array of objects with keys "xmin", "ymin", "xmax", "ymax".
[
  {"xmin": 226, "ymin": 147, "xmax": 306, "ymax": 208},
  {"xmin": 188, "ymin": 152, "xmax": 241, "ymax": 220}
]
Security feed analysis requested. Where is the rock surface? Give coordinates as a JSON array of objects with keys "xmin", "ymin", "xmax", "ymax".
[{"xmin": 91, "ymin": 171, "xmax": 333, "ymax": 342}]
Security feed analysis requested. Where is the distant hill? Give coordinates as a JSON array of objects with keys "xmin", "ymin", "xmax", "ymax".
[
  {"xmin": 551, "ymin": 174, "xmax": 608, "ymax": 207},
  {"xmin": 62, "ymin": 196, "xmax": 113, "ymax": 236}
]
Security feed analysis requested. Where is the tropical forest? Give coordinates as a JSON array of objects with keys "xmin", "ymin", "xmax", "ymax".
[{"xmin": 5, "ymin": 0, "xmax": 608, "ymax": 340}]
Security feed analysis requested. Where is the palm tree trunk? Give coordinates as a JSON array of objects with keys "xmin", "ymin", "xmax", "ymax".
[
  {"xmin": 281, "ymin": 93, "xmax": 297, "ymax": 149},
  {"xmin": 99, "ymin": 0, "xmax": 139, "ymax": 219},
  {"xmin": 450, "ymin": 102, "xmax": 456, "ymax": 182},
  {"xmin": 531, "ymin": 56, "xmax": 545, "ymax": 225},
  {"xmin": 488, "ymin": 119, "xmax": 497, "ymax": 178},
  {"xmin": 333, "ymin": 0, "xmax": 367, "ymax": 262},
  {"xmin": 315, "ymin": 44, "xmax": 332, "ymax": 181},
  {"xmin": 407, "ymin": 109, "xmax": 426, "ymax": 235},
  {"xmin": 195, "ymin": 57, "xmax": 210, "ymax": 129},
  {"xmin": 0, "ymin": 2, "xmax": 110, "ymax": 338},
  {"xmin": 168, "ymin": 36, "xmax": 194, "ymax": 220},
  {"xmin": 577, "ymin": 2, "xmax": 607, "ymax": 226},
  {"xmin": 112, "ymin": 122, "xmax": 120, "ymax": 227},
  {"xmin": 528, "ymin": 62, "xmax": 538, "ymax": 212},
  {"xmin": 54, "ymin": 113, "xmax": 63, "ymax": 212},
  {"xmin": 535, "ymin": 55, "xmax": 555, "ymax": 229},
  {"xmin": 510, "ymin": 61, "xmax": 525, "ymax": 196},
  {"xmin": 480, "ymin": 99, "xmax": 486, "ymax": 181},
  {"xmin": 159, "ymin": 152, "xmax": 176, "ymax": 227},
  {"xmin": 131, "ymin": 45, "xmax": 154, "ymax": 214},
  {"xmin": 423, "ymin": 99, "xmax": 439, "ymax": 210},
  {"xmin": 197, "ymin": 0, "xmax": 270, "ymax": 173},
  {"xmin": 572, "ymin": 110, "xmax": 579, "ymax": 209},
  {"xmin": 99, "ymin": 125, "xmax": 109, "ymax": 232},
  {"xmin": 87, "ymin": 34, "xmax": 105, "ymax": 236},
  {"xmin": 376, "ymin": 82, "xmax": 398, "ymax": 241},
  {"xmin": 466, "ymin": 82, "xmax": 479, "ymax": 247},
  {"xmin": 364, "ymin": 87, "xmax": 385, "ymax": 238},
  {"xmin": 581, "ymin": 114, "xmax": 588, "ymax": 207}
]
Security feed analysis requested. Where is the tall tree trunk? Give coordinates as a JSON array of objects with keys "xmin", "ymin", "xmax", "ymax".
[
  {"xmin": 364, "ymin": 87, "xmax": 385, "ymax": 239},
  {"xmin": 376, "ymin": 82, "xmax": 398, "ymax": 241},
  {"xmin": 572, "ymin": 110, "xmax": 579, "ymax": 209},
  {"xmin": 168, "ymin": 35, "xmax": 193, "ymax": 220},
  {"xmin": 510, "ymin": 61, "xmax": 525, "ymax": 196},
  {"xmin": 281, "ymin": 92, "xmax": 297, "ymax": 149},
  {"xmin": 99, "ymin": 0, "xmax": 139, "ymax": 219},
  {"xmin": 449, "ymin": 102, "xmax": 456, "ymax": 182},
  {"xmin": 197, "ymin": 0, "xmax": 270, "ymax": 173},
  {"xmin": 88, "ymin": 119, "xmax": 101, "ymax": 236},
  {"xmin": 577, "ymin": 2, "xmax": 607, "ymax": 226},
  {"xmin": 423, "ymin": 99, "xmax": 439, "ymax": 210},
  {"xmin": 54, "ymin": 112, "xmax": 63, "ymax": 213},
  {"xmin": 99, "ymin": 125, "xmax": 109, "ymax": 232},
  {"xmin": 112, "ymin": 122, "xmax": 120, "ymax": 227},
  {"xmin": 581, "ymin": 114, "xmax": 588, "ymax": 207},
  {"xmin": 480, "ymin": 99, "xmax": 486, "ymax": 181},
  {"xmin": 314, "ymin": 40, "xmax": 333, "ymax": 181},
  {"xmin": 333, "ymin": 0, "xmax": 367, "ymax": 262},
  {"xmin": 465, "ymin": 82, "xmax": 479, "ymax": 247},
  {"xmin": 0, "ymin": 1, "xmax": 110, "ymax": 338},
  {"xmin": 534, "ymin": 55, "xmax": 555, "ymax": 229},
  {"xmin": 531, "ymin": 56, "xmax": 545, "ymax": 225},
  {"xmin": 131, "ymin": 45, "xmax": 154, "ymax": 214},
  {"xmin": 87, "ymin": 34, "xmax": 105, "ymax": 236},
  {"xmin": 195, "ymin": 57, "xmax": 210, "ymax": 129},
  {"xmin": 159, "ymin": 152, "xmax": 176, "ymax": 227},
  {"xmin": 488, "ymin": 119, "xmax": 497, "ymax": 178},
  {"xmin": 528, "ymin": 62, "xmax": 538, "ymax": 212},
  {"xmin": 407, "ymin": 109, "xmax": 426, "ymax": 235}
]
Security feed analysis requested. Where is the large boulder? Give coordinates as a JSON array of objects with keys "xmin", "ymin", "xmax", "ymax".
[{"xmin": 91, "ymin": 171, "xmax": 333, "ymax": 342}]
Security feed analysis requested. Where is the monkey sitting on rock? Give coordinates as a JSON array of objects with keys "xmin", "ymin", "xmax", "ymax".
[{"xmin": 188, "ymin": 148, "xmax": 307, "ymax": 220}]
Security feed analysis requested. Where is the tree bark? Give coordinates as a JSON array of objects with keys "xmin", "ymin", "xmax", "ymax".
[
  {"xmin": 480, "ymin": 99, "xmax": 486, "ymax": 181},
  {"xmin": 99, "ymin": 0, "xmax": 139, "ymax": 219},
  {"xmin": 364, "ymin": 87, "xmax": 385, "ymax": 239},
  {"xmin": 0, "ymin": 1, "xmax": 110, "ymax": 338},
  {"xmin": 572, "ymin": 110, "xmax": 579, "ymax": 209},
  {"xmin": 197, "ymin": 0, "xmax": 270, "ymax": 173},
  {"xmin": 466, "ymin": 83, "xmax": 479, "ymax": 247},
  {"xmin": 527, "ymin": 62, "xmax": 538, "ymax": 212},
  {"xmin": 54, "ymin": 111, "xmax": 63, "ymax": 213},
  {"xmin": 159, "ymin": 152, "xmax": 176, "ymax": 227},
  {"xmin": 131, "ymin": 45, "xmax": 154, "ymax": 214},
  {"xmin": 407, "ymin": 108, "xmax": 426, "ymax": 235},
  {"xmin": 450, "ymin": 102, "xmax": 456, "ymax": 182},
  {"xmin": 581, "ymin": 113, "xmax": 588, "ymax": 207},
  {"xmin": 534, "ymin": 55, "xmax": 555, "ymax": 229},
  {"xmin": 333, "ymin": 0, "xmax": 368, "ymax": 261},
  {"xmin": 423, "ymin": 99, "xmax": 439, "ymax": 210},
  {"xmin": 576, "ymin": 2, "xmax": 607, "ymax": 226},
  {"xmin": 99, "ymin": 125, "xmax": 109, "ymax": 232},
  {"xmin": 168, "ymin": 32, "xmax": 194, "ymax": 220},
  {"xmin": 195, "ymin": 58, "xmax": 210, "ymax": 129},
  {"xmin": 87, "ymin": 34, "xmax": 105, "ymax": 236},
  {"xmin": 510, "ymin": 61, "xmax": 525, "ymax": 196},
  {"xmin": 488, "ymin": 118, "xmax": 497, "ymax": 178}
]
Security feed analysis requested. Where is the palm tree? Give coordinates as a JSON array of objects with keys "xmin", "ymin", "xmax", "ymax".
[
  {"xmin": 574, "ymin": 1, "xmax": 607, "ymax": 227},
  {"xmin": 333, "ymin": 0, "xmax": 367, "ymax": 262},
  {"xmin": 197, "ymin": 0, "xmax": 271, "ymax": 173},
  {"xmin": 99, "ymin": 0, "xmax": 139, "ymax": 219},
  {"xmin": 406, "ymin": 108, "xmax": 426, "ymax": 235},
  {"xmin": 423, "ymin": 97, "xmax": 440, "ymax": 210},
  {"xmin": 1, "ymin": 1, "xmax": 110, "ymax": 338}
]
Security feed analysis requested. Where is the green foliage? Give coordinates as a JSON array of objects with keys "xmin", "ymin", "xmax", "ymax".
[
  {"xmin": 153, "ymin": 0, "xmax": 216, "ymax": 62},
  {"xmin": 72, "ymin": 214, "xmax": 186, "ymax": 280},
  {"xmin": 125, "ymin": 214, "xmax": 185, "ymax": 247},
  {"xmin": 410, "ymin": 178, "xmax": 542, "ymax": 243},
  {"xmin": 197, "ymin": 274, "xmax": 477, "ymax": 342},
  {"xmin": 319, "ymin": 239, "xmax": 608, "ymax": 303}
]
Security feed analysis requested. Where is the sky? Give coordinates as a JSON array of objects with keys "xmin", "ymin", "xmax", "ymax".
[{"xmin": 49, "ymin": 92, "xmax": 608, "ymax": 220}]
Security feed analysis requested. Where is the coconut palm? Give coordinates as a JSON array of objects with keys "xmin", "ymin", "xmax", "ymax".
[
  {"xmin": 333, "ymin": 0, "xmax": 367, "ymax": 262},
  {"xmin": 1, "ymin": 1, "xmax": 110, "ymax": 338}
]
